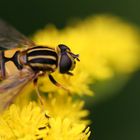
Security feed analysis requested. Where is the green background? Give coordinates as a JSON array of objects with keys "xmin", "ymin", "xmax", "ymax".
[{"xmin": 0, "ymin": 0, "xmax": 140, "ymax": 140}]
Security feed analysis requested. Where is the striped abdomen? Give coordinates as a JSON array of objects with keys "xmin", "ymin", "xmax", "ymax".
[{"xmin": 26, "ymin": 46, "xmax": 58, "ymax": 72}]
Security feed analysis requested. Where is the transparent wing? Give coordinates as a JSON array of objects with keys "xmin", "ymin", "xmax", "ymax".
[
  {"xmin": 0, "ymin": 19, "xmax": 35, "ymax": 50},
  {"xmin": 0, "ymin": 68, "xmax": 35, "ymax": 112}
]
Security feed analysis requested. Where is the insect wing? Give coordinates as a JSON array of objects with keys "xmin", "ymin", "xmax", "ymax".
[
  {"xmin": 0, "ymin": 68, "xmax": 35, "ymax": 112},
  {"xmin": 0, "ymin": 19, "xmax": 35, "ymax": 50}
]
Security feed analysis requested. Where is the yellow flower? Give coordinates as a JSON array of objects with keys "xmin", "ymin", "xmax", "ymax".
[
  {"xmin": 33, "ymin": 15, "xmax": 140, "ymax": 96},
  {"xmin": 0, "ymin": 93, "xmax": 90, "ymax": 140},
  {"xmin": 0, "ymin": 102, "xmax": 49, "ymax": 140},
  {"xmin": 44, "ymin": 93, "xmax": 89, "ymax": 124},
  {"xmin": 45, "ymin": 117, "xmax": 90, "ymax": 140}
]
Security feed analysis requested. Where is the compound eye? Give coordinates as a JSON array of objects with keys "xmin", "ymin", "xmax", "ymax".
[
  {"xmin": 58, "ymin": 44, "xmax": 71, "ymax": 53},
  {"xmin": 59, "ymin": 54, "xmax": 72, "ymax": 73}
]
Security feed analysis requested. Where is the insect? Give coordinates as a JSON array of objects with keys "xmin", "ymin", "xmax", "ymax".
[{"xmin": 0, "ymin": 19, "xmax": 79, "ymax": 111}]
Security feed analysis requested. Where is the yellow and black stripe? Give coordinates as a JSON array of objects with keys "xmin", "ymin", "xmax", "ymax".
[
  {"xmin": 26, "ymin": 46, "xmax": 58, "ymax": 72},
  {"xmin": 0, "ymin": 50, "xmax": 23, "ymax": 79}
]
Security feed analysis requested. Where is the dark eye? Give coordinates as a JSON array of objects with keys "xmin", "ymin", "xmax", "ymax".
[
  {"xmin": 59, "ymin": 54, "xmax": 72, "ymax": 73},
  {"xmin": 58, "ymin": 44, "xmax": 71, "ymax": 53}
]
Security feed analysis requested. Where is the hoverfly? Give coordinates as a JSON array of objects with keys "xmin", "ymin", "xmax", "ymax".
[{"xmin": 0, "ymin": 19, "xmax": 79, "ymax": 111}]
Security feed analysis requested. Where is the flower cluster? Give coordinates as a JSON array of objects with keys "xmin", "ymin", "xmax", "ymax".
[
  {"xmin": 0, "ymin": 94, "xmax": 90, "ymax": 140},
  {"xmin": 33, "ymin": 15, "xmax": 140, "ymax": 96}
]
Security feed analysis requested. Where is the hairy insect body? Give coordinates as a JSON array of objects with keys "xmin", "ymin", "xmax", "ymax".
[
  {"xmin": 0, "ymin": 49, "xmax": 21, "ymax": 79},
  {"xmin": 0, "ymin": 46, "xmax": 59, "ymax": 79},
  {"xmin": 26, "ymin": 46, "xmax": 58, "ymax": 73}
]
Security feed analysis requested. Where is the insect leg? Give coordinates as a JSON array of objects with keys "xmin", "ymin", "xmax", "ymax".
[
  {"xmin": 48, "ymin": 74, "xmax": 70, "ymax": 92},
  {"xmin": 33, "ymin": 78, "xmax": 44, "ymax": 107}
]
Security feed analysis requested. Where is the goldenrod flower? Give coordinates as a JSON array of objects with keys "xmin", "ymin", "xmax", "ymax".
[
  {"xmin": 33, "ymin": 15, "xmax": 140, "ymax": 96},
  {"xmin": 45, "ymin": 117, "xmax": 90, "ymax": 140},
  {"xmin": 0, "ymin": 94, "xmax": 90, "ymax": 140},
  {"xmin": 0, "ymin": 102, "xmax": 49, "ymax": 140},
  {"xmin": 44, "ymin": 93, "xmax": 89, "ymax": 124}
]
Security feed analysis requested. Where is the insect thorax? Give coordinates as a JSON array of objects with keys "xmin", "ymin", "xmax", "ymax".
[{"xmin": 22, "ymin": 46, "xmax": 58, "ymax": 73}]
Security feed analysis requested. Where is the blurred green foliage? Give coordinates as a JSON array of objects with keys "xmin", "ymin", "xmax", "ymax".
[
  {"xmin": 0, "ymin": 0, "xmax": 140, "ymax": 140},
  {"xmin": 0, "ymin": 0, "xmax": 140, "ymax": 35}
]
